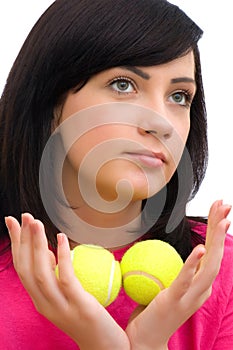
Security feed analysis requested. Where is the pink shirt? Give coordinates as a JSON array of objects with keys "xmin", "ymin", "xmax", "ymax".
[{"xmin": 1, "ymin": 223, "xmax": 233, "ymax": 349}]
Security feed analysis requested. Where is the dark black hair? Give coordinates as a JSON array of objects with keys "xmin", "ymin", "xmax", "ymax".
[{"xmin": 0, "ymin": 0, "xmax": 207, "ymax": 260}]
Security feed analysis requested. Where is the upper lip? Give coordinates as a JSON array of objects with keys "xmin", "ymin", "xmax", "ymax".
[{"xmin": 124, "ymin": 149, "xmax": 166, "ymax": 163}]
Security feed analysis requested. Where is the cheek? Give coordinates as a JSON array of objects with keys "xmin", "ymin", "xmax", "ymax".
[
  {"xmin": 174, "ymin": 116, "xmax": 190, "ymax": 142},
  {"xmin": 64, "ymin": 131, "xmax": 100, "ymax": 172},
  {"xmin": 174, "ymin": 117, "xmax": 190, "ymax": 151},
  {"xmin": 61, "ymin": 124, "xmax": 139, "ymax": 171},
  {"xmin": 164, "ymin": 120, "xmax": 190, "ymax": 179}
]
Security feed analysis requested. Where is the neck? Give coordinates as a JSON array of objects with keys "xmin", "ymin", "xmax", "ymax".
[
  {"xmin": 58, "ymin": 201, "xmax": 144, "ymax": 249},
  {"xmin": 73, "ymin": 200, "xmax": 142, "ymax": 228}
]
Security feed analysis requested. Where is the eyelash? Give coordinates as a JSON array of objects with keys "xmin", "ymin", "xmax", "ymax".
[
  {"xmin": 107, "ymin": 76, "xmax": 137, "ymax": 95},
  {"xmin": 170, "ymin": 89, "xmax": 194, "ymax": 108},
  {"xmin": 107, "ymin": 76, "xmax": 194, "ymax": 107}
]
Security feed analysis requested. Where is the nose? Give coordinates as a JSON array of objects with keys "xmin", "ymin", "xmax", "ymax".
[
  {"xmin": 138, "ymin": 110, "xmax": 174, "ymax": 140},
  {"xmin": 136, "ymin": 94, "xmax": 174, "ymax": 140}
]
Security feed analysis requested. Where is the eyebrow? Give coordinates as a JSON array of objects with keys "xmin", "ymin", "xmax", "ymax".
[
  {"xmin": 171, "ymin": 77, "xmax": 196, "ymax": 84},
  {"xmin": 120, "ymin": 66, "xmax": 196, "ymax": 85},
  {"xmin": 122, "ymin": 66, "xmax": 151, "ymax": 80}
]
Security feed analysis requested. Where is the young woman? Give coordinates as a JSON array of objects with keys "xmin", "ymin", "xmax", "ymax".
[{"xmin": 0, "ymin": 0, "xmax": 232, "ymax": 349}]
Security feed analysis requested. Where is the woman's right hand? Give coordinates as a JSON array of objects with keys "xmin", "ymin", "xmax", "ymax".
[{"xmin": 6, "ymin": 214, "xmax": 130, "ymax": 350}]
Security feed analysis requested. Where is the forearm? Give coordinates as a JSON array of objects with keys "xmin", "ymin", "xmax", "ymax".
[{"xmin": 73, "ymin": 315, "xmax": 131, "ymax": 350}]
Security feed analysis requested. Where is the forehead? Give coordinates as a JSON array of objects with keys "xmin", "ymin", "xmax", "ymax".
[{"xmin": 138, "ymin": 51, "xmax": 196, "ymax": 79}]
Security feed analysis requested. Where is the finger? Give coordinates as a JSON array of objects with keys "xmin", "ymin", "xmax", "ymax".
[
  {"xmin": 20, "ymin": 213, "xmax": 35, "ymax": 243},
  {"xmin": 49, "ymin": 250, "xmax": 57, "ymax": 271},
  {"xmin": 20, "ymin": 220, "xmax": 70, "ymax": 319},
  {"xmin": 31, "ymin": 220, "xmax": 64, "ymax": 300},
  {"xmin": 206, "ymin": 201, "xmax": 231, "ymax": 248},
  {"xmin": 19, "ymin": 213, "xmax": 35, "ymax": 253},
  {"xmin": 185, "ymin": 219, "xmax": 229, "ymax": 306},
  {"xmin": 6, "ymin": 214, "xmax": 35, "ymax": 275},
  {"xmin": 205, "ymin": 214, "xmax": 230, "ymax": 267},
  {"xmin": 204, "ymin": 202, "xmax": 231, "ymax": 270},
  {"xmin": 5, "ymin": 216, "xmax": 20, "ymax": 243},
  {"xmin": 16, "ymin": 213, "xmax": 35, "ymax": 278},
  {"xmin": 169, "ymin": 244, "xmax": 206, "ymax": 300},
  {"xmin": 56, "ymin": 233, "xmax": 74, "ymax": 280},
  {"xmin": 197, "ymin": 219, "xmax": 230, "ymax": 287},
  {"xmin": 6, "ymin": 215, "xmax": 49, "ymax": 308},
  {"xmin": 57, "ymin": 234, "xmax": 87, "ymax": 301},
  {"xmin": 207, "ymin": 218, "xmax": 230, "ymax": 254},
  {"xmin": 5, "ymin": 216, "xmax": 21, "ymax": 266}
]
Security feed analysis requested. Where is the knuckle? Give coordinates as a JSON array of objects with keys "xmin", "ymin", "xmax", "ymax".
[
  {"xmin": 34, "ymin": 272, "xmax": 46, "ymax": 285},
  {"xmin": 58, "ymin": 277, "xmax": 71, "ymax": 289},
  {"xmin": 33, "ymin": 266, "xmax": 48, "ymax": 286},
  {"xmin": 35, "ymin": 277, "xmax": 44, "ymax": 286}
]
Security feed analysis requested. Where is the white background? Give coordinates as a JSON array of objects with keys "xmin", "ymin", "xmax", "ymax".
[{"xmin": 0, "ymin": 1, "xmax": 232, "ymax": 232}]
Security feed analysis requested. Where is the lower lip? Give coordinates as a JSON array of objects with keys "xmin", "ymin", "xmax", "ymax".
[{"xmin": 124, "ymin": 153, "xmax": 164, "ymax": 168}]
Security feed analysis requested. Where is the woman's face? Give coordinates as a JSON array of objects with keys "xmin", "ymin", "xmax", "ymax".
[{"xmin": 57, "ymin": 51, "xmax": 196, "ymax": 208}]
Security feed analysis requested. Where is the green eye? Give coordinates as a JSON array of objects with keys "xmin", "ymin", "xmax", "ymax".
[
  {"xmin": 116, "ymin": 81, "xmax": 131, "ymax": 91},
  {"xmin": 173, "ymin": 93, "xmax": 185, "ymax": 103},
  {"xmin": 110, "ymin": 77, "xmax": 136, "ymax": 94},
  {"xmin": 170, "ymin": 90, "xmax": 192, "ymax": 107}
]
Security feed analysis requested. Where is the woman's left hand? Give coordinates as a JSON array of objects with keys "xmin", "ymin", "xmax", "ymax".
[{"xmin": 125, "ymin": 200, "xmax": 231, "ymax": 349}]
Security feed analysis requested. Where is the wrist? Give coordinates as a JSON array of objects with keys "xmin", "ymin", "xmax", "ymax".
[{"xmin": 130, "ymin": 344, "xmax": 168, "ymax": 350}]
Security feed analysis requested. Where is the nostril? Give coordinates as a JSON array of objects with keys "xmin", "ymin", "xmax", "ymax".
[
  {"xmin": 163, "ymin": 133, "xmax": 171, "ymax": 139},
  {"xmin": 145, "ymin": 130, "xmax": 157, "ymax": 135}
]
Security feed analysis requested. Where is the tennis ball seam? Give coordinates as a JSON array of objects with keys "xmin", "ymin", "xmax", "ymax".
[
  {"xmin": 123, "ymin": 270, "xmax": 165, "ymax": 290},
  {"xmin": 70, "ymin": 247, "xmax": 120, "ymax": 307},
  {"xmin": 104, "ymin": 258, "xmax": 117, "ymax": 307}
]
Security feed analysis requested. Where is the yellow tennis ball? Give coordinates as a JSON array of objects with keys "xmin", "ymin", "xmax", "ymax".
[
  {"xmin": 120, "ymin": 240, "xmax": 183, "ymax": 305},
  {"xmin": 56, "ymin": 244, "xmax": 122, "ymax": 307}
]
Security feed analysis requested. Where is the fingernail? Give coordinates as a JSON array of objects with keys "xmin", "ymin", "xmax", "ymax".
[
  {"xmin": 197, "ymin": 245, "xmax": 206, "ymax": 259},
  {"xmin": 5, "ymin": 217, "xmax": 12, "ymax": 231},
  {"xmin": 57, "ymin": 233, "xmax": 65, "ymax": 246},
  {"xmin": 21, "ymin": 213, "xmax": 31, "ymax": 227},
  {"xmin": 224, "ymin": 205, "xmax": 232, "ymax": 217}
]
